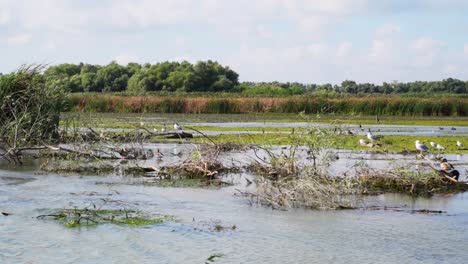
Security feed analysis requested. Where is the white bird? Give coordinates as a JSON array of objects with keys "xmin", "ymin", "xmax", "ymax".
[
  {"xmin": 174, "ymin": 122, "xmax": 182, "ymax": 131},
  {"xmin": 359, "ymin": 139, "xmax": 369, "ymax": 146},
  {"xmin": 415, "ymin": 140, "xmax": 430, "ymax": 152},
  {"xmin": 161, "ymin": 127, "xmax": 166, "ymax": 133},
  {"xmin": 367, "ymin": 132, "xmax": 378, "ymax": 141},
  {"xmin": 140, "ymin": 122, "xmax": 145, "ymax": 127},
  {"xmin": 436, "ymin": 144, "xmax": 445, "ymax": 151},
  {"xmin": 430, "ymin": 142, "xmax": 437, "ymax": 148},
  {"xmin": 457, "ymin": 141, "xmax": 464, "ymax": 149}
]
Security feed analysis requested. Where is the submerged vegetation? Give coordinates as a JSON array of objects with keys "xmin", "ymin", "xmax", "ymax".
[{"xmin": 37, "ymin": 208, "xmax": 173, "ymax": 227}]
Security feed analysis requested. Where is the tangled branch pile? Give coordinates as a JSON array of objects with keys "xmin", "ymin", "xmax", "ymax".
[
  {"xmin": 352, "ymin": 167, "xmax": 468, "ymax": 196},
  {"xmin": 159, "ymin": 145, "xmax": 237, "ymax": 180},
  {"xmin": 246, "ymin": 175, "xmax": 356, "ymax": 210}
]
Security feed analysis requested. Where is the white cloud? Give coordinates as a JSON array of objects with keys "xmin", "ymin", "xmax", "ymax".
[
  {"xmin": 6, "ymin": 33, "xmax": 31, "ymax": 45},
  {"xmin": 109, "ymin": 0, "xmax": 194, "ymax": 28},
  {"xmin": 0, "ymin": 7, "xmax": 10, "ymax": 25},
  {"xmin": 463, "ymin": 43, "xmax": 468, "ymax": 59},
  {"xmin": 10, "ymin": 0, "xmax": 90, "ymax": 32},
  {"xmin": 409, "ymin": 37, "xmax": 444, "ymax": 66},
  {"xmin": 375, "ymin": 23, "xmax": 400, "ymax": 37},
  {"xmin": 444, "ymin": 64, "xmax": 458, "ymax": 75},
  {"xmin": 369, "ymin": 24, "xmax": 402, "ymax": 65},
  {"xmin": 1, "ymin": 1, "xmax": 467, "ymax": 83},
  {"xmin": 336, "ymin": 42, "xmax": 352, "ymax": 58},
  {"xmin": 114, "ymin": 53, "xmax": 138, "ymax": 65}
]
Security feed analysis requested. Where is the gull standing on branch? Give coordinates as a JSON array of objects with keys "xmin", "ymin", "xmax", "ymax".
[{"xmin": 174, "ymin": 122, "xmax": 182, "ymax": 131}]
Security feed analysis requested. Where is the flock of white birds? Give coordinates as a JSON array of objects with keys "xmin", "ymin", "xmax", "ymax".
[
  {"xmin": 414, "ymin": 140, "xmax": 464, "ymax": 153},
  {"xmin": 359, "ymin": 129, "xmax": 464, "ymax": 153}
]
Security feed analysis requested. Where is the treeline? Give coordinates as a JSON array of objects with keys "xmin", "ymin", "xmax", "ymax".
[
  {"xmin": 2, "ymin": 61, "xmax": 468, "ymax": 95},
  {"xmin": 237, "ymin": 79, "xmax": 468, "ymax": 95},
  {"xmin": 43, "ymin": 61, "xmax": 239, "ymax": 93},
  {"xmin": 70, "ymin": 94, "xmax": 468, "ymax": 116}
]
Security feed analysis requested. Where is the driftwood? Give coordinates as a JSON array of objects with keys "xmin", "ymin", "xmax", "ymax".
[
  {"xmin": 159, "ymin": 132, "xmax": 193, "ymax": 139},
  {"xmin": 138, "ymin": 127, "xmax": 193, "ymax": 139}
]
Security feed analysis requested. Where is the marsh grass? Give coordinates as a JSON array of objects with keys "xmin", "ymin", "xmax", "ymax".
[{"xmin": 68, "ymin": 94, "xmax": 468, "ymax": 116}]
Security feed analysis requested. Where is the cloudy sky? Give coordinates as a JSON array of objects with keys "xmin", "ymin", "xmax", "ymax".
[{"xmin": 1, "ymin": 0, "xmax": 467, "ymax": 83}]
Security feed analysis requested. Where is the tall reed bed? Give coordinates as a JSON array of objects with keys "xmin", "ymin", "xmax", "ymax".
[{"xmin": 68, "ymin": 94, "xmax": 468, "ymax": 116}]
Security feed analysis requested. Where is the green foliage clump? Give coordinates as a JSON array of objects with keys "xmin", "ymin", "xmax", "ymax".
[{"xmin": 0, "ymin": 65, "xmax": 67, "ymax": 163}]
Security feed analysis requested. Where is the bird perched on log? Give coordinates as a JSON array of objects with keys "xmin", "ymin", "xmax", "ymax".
[
  {"xmin": 161, "ymin": 124, "xmax": 167, "ymax": 133},
  {"xmin": 415, "ymin": 140, "xmax": 430, "ymax": 153},
  {"xmin": 174, "ymin": 122, "xmax": 182, "ymax": 131}
]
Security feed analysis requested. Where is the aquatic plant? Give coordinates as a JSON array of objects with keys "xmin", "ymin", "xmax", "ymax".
[{"xmin": 37, "ymin": 208, "xmax": 173, "ymax": 227}]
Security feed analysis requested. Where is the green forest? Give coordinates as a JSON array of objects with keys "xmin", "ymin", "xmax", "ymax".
[{"xmin": 1, "ymin": 61, "xmax": 467, "ymax": 95}]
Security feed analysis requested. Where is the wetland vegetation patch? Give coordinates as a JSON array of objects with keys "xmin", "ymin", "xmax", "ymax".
[{"xmin": 37, "ymin": 208, "xmax": 174, "ymax": 228}]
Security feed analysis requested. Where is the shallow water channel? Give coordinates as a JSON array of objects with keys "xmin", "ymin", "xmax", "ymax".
[{"xmin": 1, "ymin": 145, "xmax": 468, "ymax": 263}]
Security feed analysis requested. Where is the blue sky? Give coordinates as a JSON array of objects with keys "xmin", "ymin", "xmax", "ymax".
[{"xmin": 1, "ymin": 0, "xmax": 468, "ymax": 84}]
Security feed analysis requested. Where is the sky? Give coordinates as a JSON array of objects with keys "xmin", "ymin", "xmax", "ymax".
[{"xmin": 1, "ymin": 0, "xmax": 468, "ymax": 84}]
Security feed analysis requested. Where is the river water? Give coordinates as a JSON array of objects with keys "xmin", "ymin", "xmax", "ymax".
[{"xmin": 1, "ymin": 147, "xmax": 468, "ymax": 264}]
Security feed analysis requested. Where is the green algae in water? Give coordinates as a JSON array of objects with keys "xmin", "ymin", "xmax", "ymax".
[
  {"xmin": 37, "ymin": 208, "xmax": 173, "ymax": 228},
  {"xmin": 206, "ymin": 253, "xmax": 225, "ymax": 262}
]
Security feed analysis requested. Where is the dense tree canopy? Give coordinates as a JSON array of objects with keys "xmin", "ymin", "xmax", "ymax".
[
  {"xmin": 43, "ymin": 60, "xmax": 239, "ymax": 94},
  {"xmin": 4, "ymin": 61, "xmax": 467, "ymax": 95}
]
